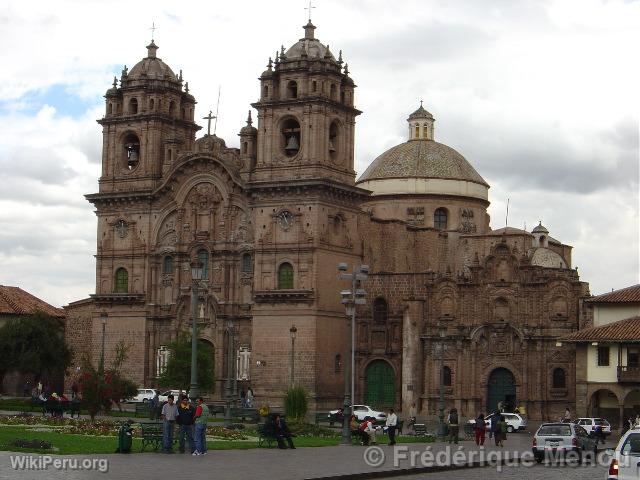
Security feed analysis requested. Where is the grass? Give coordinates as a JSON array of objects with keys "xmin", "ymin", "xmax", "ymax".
[{"xmin": 0, "ymin": 425, "xmax": 433, "ymax": 454}]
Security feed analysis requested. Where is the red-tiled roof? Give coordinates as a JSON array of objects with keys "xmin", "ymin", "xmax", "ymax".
[
  {"xmin": 587, "ymin": 284, "xmax": 640, "ymax": 304},
  {"xmin": 560, "ymin": 316, "xmax": 640, "ymax": 343},
  {"xmin": 0, "ymin": 286, "xmax": 64, "ymax": 318}
]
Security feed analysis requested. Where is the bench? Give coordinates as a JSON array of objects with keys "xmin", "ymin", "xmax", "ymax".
[
  {"xmin": 30, "ymin": 397, "xmax": 44, "ymax": 412},
  {"xmin": 208, "ymin": 404, "xmax": 225, "ymax": 417},
  {"xmin": 140, "ymin": 422, "xmax": 163, "ymax": 452},
  {"xmin": 315, "ymin": 412, "xmax": 342, "ymax": 426},
  {"xmin": 414, "ymin": 423, "xmax": 428, "ymax": 436},
  {"xmin": 463, "ymin": 423, "xmax": 474, "ymax": 439},
  {"xmin": 231, "ymin": 407, "xmax": 260, "ymax": 423},
  {"xmin": 67, "ymin": 400, "xmax": 82, "ymax": 418},
  {"xmin": 134, "ymin": 402, "xmax": 150, "ymax": 417},
  {"xmin": 43, "ymin": 399, "xmax": 64, "ymax": 417},
  {"xmin": 257, "ymin": 423, "xmax": 276, "ymax": 448}
]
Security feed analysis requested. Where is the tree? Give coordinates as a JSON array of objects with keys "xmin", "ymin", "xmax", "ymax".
[
  {"xmin": 0, "ymin": 311, "xmax": 71, "ymax": 385},
  {"xmin": 158, "ymin": 334, "xmax": 215, "ymax": 392},
  {"xmin": 78, "ymin": 341, "xmax": 138, "ymax": 420},
  {"xmin": 284, "ymin": 386, "xmax": 309, "ymax": 422}
]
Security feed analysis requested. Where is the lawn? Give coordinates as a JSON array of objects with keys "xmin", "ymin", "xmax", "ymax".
[{"xmin": 0, "ymin": 424, "xmax": 433, "ymax": 454}]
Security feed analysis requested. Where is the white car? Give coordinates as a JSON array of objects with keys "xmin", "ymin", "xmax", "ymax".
[
  {"xmin": 575, "ymin": 417, "xmax": 612, "ymax": 437},
  {"xmin": 468, "ymin": 412, "xmax": 527, "ymax": 433},
  {"xmin": 329, "ymin": 405, "xmax": 387, "ymax": 421},
  {"xmin": 128, "ymin": 388, "xmax": 156, "ymax": 403},
  {"xmin": 606, "ymin": 426, "xmax": 640, "ymax": 479},
  {"xmin": 158, "ymin": 390, "xmax": 183, "ymax": 403}
]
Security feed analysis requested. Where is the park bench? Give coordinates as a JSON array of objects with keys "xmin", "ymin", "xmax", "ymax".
[
  {"xmin": 30, "ymin": 397, "xmax": 44, "ymax": 412},
  {"xmin": 257, "ymin": 422, "xmax": 276, "ymax": 448},
  {"xmin": 231, "ymin": 407, "xmax": 260, "ymax": 423},
  {"xmin": 463, "ymin": 423, "xmax": 474, "ymax": 440},
  {"xmin": 413, "ymin": 423, "xmax": 428, "ymax": 437},
  {"xmin": 208, "ymin": 404, "xmax": 225, "ymax": 417},
  {"xmin": 66, "ymin": 400, "xmax": 82, "ymax": 418},
  {"xmin": 134, "ymin": 402, "xmax": 150, "ymax": 418},
  {"xmin": 315, "ymin": 412, "xmax": 342, "ymax": 426},
  {"xmin": 140, "ymin": 422, "xmax": 163, "ymax": 452},
  {"xmin": 43, "ymin": 399, "xmax": 64, "ymax": 417}
]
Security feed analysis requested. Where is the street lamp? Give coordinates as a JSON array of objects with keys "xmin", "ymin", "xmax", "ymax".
[
  {"xmin": 224, "ymin": 319, "xmax": 236, "ymax": 428},
  {"xmin": 437, "ymin": 323, "xmax": 447, "ymax": 440},
  {"xmin": 289, "ymin": 325, "xmax": 297, "ymax": 387},
  {"xmin": 188, "ymin": 261, "xmax": 203, "ymax": 401},
  {"xmin": 99, "ymin": 311, "xmax": 108, "ymax": 374},
  {"xmin": 337, "ymin": 263, "xmax": 369, "ymax": 446}
]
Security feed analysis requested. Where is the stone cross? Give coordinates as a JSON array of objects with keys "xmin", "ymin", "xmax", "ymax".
[
  {"xmin": 305, "ymin": 0, "xmax": 316, "ymax": 21},
  {"xmin": 203, "ymin": 110, "xmax": 216, "ymax": 136},
  {"xmin": 150, "ymin": 22, "xmax": 157, "ymax": 40}
]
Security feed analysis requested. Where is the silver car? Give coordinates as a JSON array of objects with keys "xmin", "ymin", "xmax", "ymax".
[
  {"xmin": 532, "ymin": 422, "xmax": 597, "ymax": 463},
  {"xmin": 606, "ymin": 427, "xmax": 640, "ymax": 479}
]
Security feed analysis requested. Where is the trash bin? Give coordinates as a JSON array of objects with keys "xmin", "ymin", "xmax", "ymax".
[{"xmin": 116, "ymin": 422, "xmax": 133, "ymax": 453}]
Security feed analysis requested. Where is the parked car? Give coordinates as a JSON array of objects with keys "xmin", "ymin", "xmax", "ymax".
[
  {"xmin": 606, "ymin": 426, "xmax": 640, "ymax": 479},
  {"xmin": 329, "ymin": 405, "xmax": 386, "ymax": 421},
  {"xmin": 468, "ymin": 412, "xmax": 527, "ymax": 433},
  {"xmin": 158, "ymin": 390, "xmax": 183, "ymax": 403},
  {"xmin": 575, "ymin": 417, "xmax": 612, "ymax": 437},
  {"xmin": 128, "ymin": 388, "xmax": 156, "ymax": 403},
  {"xmin": 532, "ymin": 422, "xmax": 597, "ymax": 463}
]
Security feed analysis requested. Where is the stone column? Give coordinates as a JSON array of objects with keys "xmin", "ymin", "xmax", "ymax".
[{"xmin": 401, "ymin": 301, "xmax": 423, "ymax": 415}]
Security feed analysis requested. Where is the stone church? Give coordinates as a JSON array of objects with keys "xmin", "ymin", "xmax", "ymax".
[{"xmin": 65, "ymin": 21, "xmax": 590, "ymax": 420}]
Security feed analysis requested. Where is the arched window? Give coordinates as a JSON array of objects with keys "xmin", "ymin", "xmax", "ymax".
[
  {"xmin": 552, "ymin": 368, "xmax": 566, "ymax": 388},
  {"xmin": 169, "ymin": 101, "xmax": 175, "ymax": 116},
  {"xmin": 242, "ymin": 253, "xmax": 252, "ymax": 273},
  {"xmin": 442, "ymin": 366, "xmax": 452, "ymax": 386},
  {"xmin": 163, "ymin": 256, "xmax": 173, "ymax": 274},
  {"xmin": 373, "ymin": 297, "xmax": 388, "ymax": 323},
  {"xmin": 278, "ymin": 262, "xmax": 294, "ymax": 289},
  {"xmin": 281, "ymin": 118, "xmax": 301, "ymax": 157},
  {"xmin": 334, "ymin": 354, "xmax": 342, "ymax": 373},
  {"xmin": 197, "ymin": 249, "xmax": 209, "ymax": 279},
  {"xmin": 123, "ymin": 132, "xmax": 140, "ymax": 170},
  {"xmin": 263, "ymin": 85, "xmax": 269, "ymax": 98},
  {"xmin": 434, "ymin": 208, "xmax": 448, "ymax": 230},
  {"xmin": 312, "ymin": 81, "xmax": 317, "ymax": 92},
  {"xmin": 114, "ymin": 268, "xmax": 128, "ymax": 293},
  {"xmin": 415, "ymin": 124, "xmax": 420, "ymax": 138},
  {"xmin": 286, "ymin": 80, "xmax": 298, "ymax": 99},
  {"xmin": 128, "ymin": 98, "xmax": 138, "ymax": 114},
  {"xmin": 330, "ymin": 83, "xmax": 336, "ymax": 100},
  {"xmin": 107, "ymin": 103, "xmax": 113, "ymax": 115}
]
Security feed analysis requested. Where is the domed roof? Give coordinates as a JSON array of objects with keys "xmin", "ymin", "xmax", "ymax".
[
  {"xmin": 408, "ymin": 103, "xmax": 433, "ymax": 120},
  {"xmin": 529, "ymin": 247, "xmax": 567, "ymax": 268},
  {"xmin": 357, "ymin": 140, "xmax": 488, "ymax": 186},
  {"xmin": 284, "ymin": 21, "xmax": 336, "ymax": 61},
  {"xmin": 240, "ymin": 111, "xmax": 258, "ymax": 135},
  {"xmin": 532, "ymin": 222, "xmax": 549, "ymax": 234},
  {"xmin": 128, "ymin": 41, "xmax": 177, "ymax": 81}
]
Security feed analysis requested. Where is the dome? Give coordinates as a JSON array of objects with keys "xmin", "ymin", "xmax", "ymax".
[
  {"xmin": 408, "ymin": 104, "xmax": 434, "ymax": 121},
  {"xmin": 529, "ymin": 247, "xmax": 567, "ymax": 268},
  {"xmin": 532, "ymin": 222, "xmax": 549, "ymax": 234},
  {"xmin": 284, "ymin": 21, "xmax": 336, "ymax": 61},
  {"xmin": 358, "ymin": 140, "xmax": 487, "ymax": 186},
  {"xmin": 128, "ymin": 41, "xmax": 177, "ymax": 81}
]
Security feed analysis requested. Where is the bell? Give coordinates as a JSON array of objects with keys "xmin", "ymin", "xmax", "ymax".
[
  {"xmin": 328, "ymin": 139, "xmax": 336, "ymax": 152},
  {"xmin": 284, "ymin": 135, "xmax": 299, "ymax": 153}
]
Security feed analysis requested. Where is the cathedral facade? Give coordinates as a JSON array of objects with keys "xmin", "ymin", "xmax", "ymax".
[{"xmin": 65, "ymin": 22, "xmax": 590, "ymax": 420}]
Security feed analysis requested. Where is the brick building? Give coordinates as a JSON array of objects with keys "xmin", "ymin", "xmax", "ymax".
[{"xmin": 65, "ymin": 21, "xmax": 590, "ymax": 419}]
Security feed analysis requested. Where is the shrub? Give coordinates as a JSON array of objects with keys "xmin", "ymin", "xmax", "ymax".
[{"xmin": 284, "ymin": 386, "xmax": 308, "ymax": 422}]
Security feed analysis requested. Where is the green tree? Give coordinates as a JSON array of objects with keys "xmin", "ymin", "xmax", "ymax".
[
  {"xmin": 158, "ymin": 334, "xmax": 215, "ymax": 392},
  {"xmin": 0, "ymin": 311, "xmax": 71, "ymax": 385},
  {"xmin": 284, "ymin": 386, "xmax": 309, "ymax": 422},
  {"xmin": 78, "ymin": 340, "xmax": 138, "ymax": 420}
]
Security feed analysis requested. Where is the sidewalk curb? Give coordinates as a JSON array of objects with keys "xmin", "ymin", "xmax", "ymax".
[{"xmin": 305, "ymin": 457, "xmax": 524, "ymax": 480}]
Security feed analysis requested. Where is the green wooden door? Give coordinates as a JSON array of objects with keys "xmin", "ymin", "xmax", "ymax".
[
  {"xmin": 364, "ymin": 360, "xmax": 395, "ymax": 408},
  {"xmin": 487, "ymin": 368, "xmax": 516, "ymax": 413}
]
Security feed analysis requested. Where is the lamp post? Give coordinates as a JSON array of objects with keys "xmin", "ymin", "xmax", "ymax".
[
  {"xmin": 224, "ymin": 319, "xmax": 235, "ymax": 428},
  {"xmin": 337, "ymin": 263, "xmax": 369, "ymax": 446},
  {"xmin": 289, "ymin": 325, "xmax": 297, "ymax": 387},
  {"xmin": 437, "ymin": 324, "xmax": 447, "ymax": 440},
  {"xmin": 188, "ymin": 261, "xmax": 204, "ymax": 401},
  {"xmin": 99, "ymin": 312, "xmax": 108, "ymax": 374}
]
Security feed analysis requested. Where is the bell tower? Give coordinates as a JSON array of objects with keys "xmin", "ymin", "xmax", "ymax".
[
  {"xmin": 98, "ymin": 40, "xmax": 200, "ymax": 193},
  {"xmin": 251, "ymin": 21, "xmax": 360, "ymax": 185}
]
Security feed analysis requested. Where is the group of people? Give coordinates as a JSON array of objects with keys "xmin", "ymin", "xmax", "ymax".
[
  {"xmin": 160, "ymin": 394, "xmax": 210, "ymax": 455},
  {"xmin": 239, "ymin": 387, "xmax": 255, "ymax": 408},
  {"xmin": 467, "ymin": 412, "xmax": 509, "ymax": 447},
  {"xmin": 350, "ymin": 408, "xmax": 399, "ymax": 446}
]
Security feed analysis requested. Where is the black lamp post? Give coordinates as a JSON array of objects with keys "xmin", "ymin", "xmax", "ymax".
[
  {"xmin": 437, "ymin": 324, "xmax": 447, "ymax": 440},
  {"xmin": 289, "ymin": 325, "xmax": 297, "ymax": 387},
  {"xmin": 99, "ymin": 312, "xmax": 108, "ymax": 374},
  {"xmin": 224, "ymin": 319, "xmax": 235, "ymax": 428},
  {"xmin": 188, "ymin": 261, "xmax": 203, "ymax": 401}
]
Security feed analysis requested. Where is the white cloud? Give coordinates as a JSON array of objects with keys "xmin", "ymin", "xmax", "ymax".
[{"xmin": 0, "ymin": 0, "xmax": 638, "ymax": 305}]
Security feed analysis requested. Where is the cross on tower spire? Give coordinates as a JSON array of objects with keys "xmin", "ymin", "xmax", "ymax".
[
  {"xmin": 150, "ymin": 21, "xmax": 157, "ymax": 41},
  {"xmin": 203, "ymin": 110, "xmax": 216, "ymax": 136},
  {"xmin": 305, "ymin": 0, "xmax": 316, "ymax": 22}
]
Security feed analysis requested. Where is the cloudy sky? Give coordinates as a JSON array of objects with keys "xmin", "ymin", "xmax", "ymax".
[{"xmin": 0, "ymin": 0, "xmax": 638, "ymax": 307}]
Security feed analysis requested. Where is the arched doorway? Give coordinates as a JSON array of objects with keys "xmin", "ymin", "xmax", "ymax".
[
  {"xmin": 364, "ymin": 360, "xmax": 395, "ymax": 409},
  {"xmin": 487, "ymin": 368, "xmax": 516, "ymax": 413},
  {"xmin": 623, "ymin": 390, "xmax": 640, "ymax": 427},
  {"xmin": 589, "ymin": 389, "xmax": 619, "ymax": 425}
]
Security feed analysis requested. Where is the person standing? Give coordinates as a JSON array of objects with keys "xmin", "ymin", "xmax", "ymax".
[
  {"xmin": 447, "ymin": 408, "xmax": 459, "ymax": 444},
  {"xmin": 488, "ymin": 412, "xmax": 498, "ymax": 439},
  {"xmin": 563, "ymin": 407, "xmax": 571, "ymax": 422},
  {"xmin": 386, "ymin": 408, "xmax": 398, "ymax": 445},
  {"xmin": 240, "ymin": 388, "xmax": 246, "ymax": 408},
  {"xmin": 474, "ymin": 413, "xmax": 486, "ymax": 446},
  {"xmin": 193, "ymin": 397, "xmax": 209, "ymax": 456},
  {"xmin": 408, "ymin": 402, "xmax": 417, "ymax": 434},
  {"xmin": 246, "ymin": 387, "xmax": 254, "ymax": 408},
  {"xmin": 71, "ymin": 382, "xmax": 79, "ymax": 400},
  {"xmin": 177, "ymin": 395, "xmax": 196, "ymax": 454},
  {"xmin": 149, "ymin": 390, "xmax": 159, "ymax": 420},
  {"xmin": 37, "ymin": 381, "xmax": 42, "ymax": 396},
  {"xmin": 495, "ymin": 415, "xmax": 507, "ymax": 447},
  {"xmin": 161, "ymin": 395, "xmax": 178, "ymax": 453}
]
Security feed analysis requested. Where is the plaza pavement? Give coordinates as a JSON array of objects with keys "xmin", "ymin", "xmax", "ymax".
[{"xmin": 0, "ymin": 429, "xmax": 619, "ymax": 480}]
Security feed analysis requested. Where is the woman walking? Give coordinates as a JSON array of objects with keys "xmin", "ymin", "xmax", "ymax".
[
  {"xmin": 495, "ymin": 415, "xmax": 507, "ymax": 447},
  {"xmin": 474, "ymin": 413, "xmax": 486, "ymax": 446}
]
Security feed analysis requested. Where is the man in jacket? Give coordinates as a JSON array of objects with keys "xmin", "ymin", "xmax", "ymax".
[
  {"xmin": 176, "ymin": 395, "xmax": 196, "ymax": 454},
  {"xmin": 161, "ymin": 395, "xmax": 178, "ymax": 453},
  {"xmin": 272, "ymin": 414, "xmax": 295, "ymax": 449},
  {"xmin": 193, "ymin": 397, "xmax": 209, "ymax": 455},
  {"xmin": 447, "ymin": 408, "xmax": 459, "ymax": 444}
]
